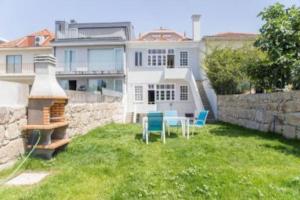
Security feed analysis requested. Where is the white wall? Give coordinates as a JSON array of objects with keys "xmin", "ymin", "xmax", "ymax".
[
  {"xmin": 0, "ymin": 48, "xmax": 52, "ymax": 74},
  {"xmin": 126, "ymin": 41, "xmax": 203, "ymax": 80},
  {"xmin": 0, "ymin": 81, "xmax": 29, "ymax": 106}
]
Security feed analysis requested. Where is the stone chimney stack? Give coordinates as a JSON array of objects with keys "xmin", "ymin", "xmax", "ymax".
[{"xmin": 191, "ymin": 14, "xmax": 201, "ymax": 41}]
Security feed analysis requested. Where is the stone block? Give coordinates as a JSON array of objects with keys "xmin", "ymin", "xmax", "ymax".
[
  {"xmin": 0, "ymin": 107, "xmax": 10, "ymax": 124},
  {"xmin": 5, "ymin": 122, "xmax": 20, "ymax": 140},
  {"xmin": 0, "ymin": 138, "xmax": 25, "ymax": 164},
  {"xmin": 282, "ymin": 101, "xmax": 300, "ymax": 113},
  {"xmin": 285, "ymin": 113, "xmax": 300, "ymax": 126},
  {"xmin": 283, "ymin": 125, "xmax": 296, "ymax": 139}
]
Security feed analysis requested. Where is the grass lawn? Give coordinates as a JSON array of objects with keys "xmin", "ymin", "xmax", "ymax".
[{"xmin": 1, "ymin": 123, "xmax": 300, "ymax": 199}]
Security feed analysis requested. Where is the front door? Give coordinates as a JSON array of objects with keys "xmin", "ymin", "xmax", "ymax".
[
  {"xmin": 148, "ymin": 90, "xmax": 155, "ymax": 104},
  {"xmin": 69, "ymin": 80, "xmax": 77, "ymax": 90}
]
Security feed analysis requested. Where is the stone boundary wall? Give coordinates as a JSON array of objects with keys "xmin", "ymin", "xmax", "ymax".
[
  {"xmin": 0, "ymin": 101, "xmax": 123, "ymax": 170},
  {"xmin": 218, "ymin": 91, "xmax": 300, "ymax": 139},
  {"xmin": 0, "ymin": 106, "xmax": 27, "ymax": 170},
  {"xmin": 65, "ymin": 102, "xmax": 124, "ymax": 138}
]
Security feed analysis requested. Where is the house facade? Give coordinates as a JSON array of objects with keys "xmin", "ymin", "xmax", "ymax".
[
  {"xmin": 125, "ymin": 15, "xmax": 216, "ymax": 121},
  {"xmin": 52, "ymin": 20, "xmax": 134, "ymax": 93},
  {"xmin": 0, "ymin": 29, "xmax": 54, "ymax": 84}
]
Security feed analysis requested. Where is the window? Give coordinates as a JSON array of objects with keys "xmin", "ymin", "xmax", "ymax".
[
  {"xmin": 135, "ymin": 52, "xmax": 142, "ymax": 66},
  {"xmin": 180, "ymin": 85, "xmax": 188, "ymax": 101},
  {"xmin": 180, "ymin": 51, "xmax": 188, "ymax": 66},
  {"xmin": 115, "ymin": 80, "xmax": 123, "ymax": 92},
  {"xmin": 147, "ymin": 49, "xmax": 168, "ymax": 67},
  {"xmin": 88, "ymin": 48, "xmax": 124, "ymax": 72},
  {"xmin": 64, "ymin": 50, "xmax": 75, "ymax": 72},
  {"xmin": 88, "ymin": 79, "xmax": 123, "ymax": 92},
  {"xmin": 135, "ymin": 86, "xmax": 143, "ymax": 102},
  {"xmin": 156, "ymin": 84, "xmax": 175, "ymax": 101},
  {"xmin": 6, "ymin": 55, "xmax": 22, "ymax": 73}
]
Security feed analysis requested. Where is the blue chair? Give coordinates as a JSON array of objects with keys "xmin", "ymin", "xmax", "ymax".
[
  {"xmin": 143, "ymin": 112, "xmax": 165, "ymax": 144},
  {"xmin": 164, "ymin": 110, "xmax": 181, "ymax": 136},
  {"xmin": 191, "ymin": 110, "xmax": 209, "ymax": 135}
]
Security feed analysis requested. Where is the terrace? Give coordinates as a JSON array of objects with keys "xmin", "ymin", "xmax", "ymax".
[{"xmin": 1, "ymin": 123, "xmax": 300, "ymax": 199}]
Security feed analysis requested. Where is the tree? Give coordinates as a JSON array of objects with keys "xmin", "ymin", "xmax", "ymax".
[
  {"xmin": 204, "ymin": 47, "xmax": 260, "ymax": 95},
  {"xmin": 255, "ymin": 3, "xmax": 300, "ymax": 89}
]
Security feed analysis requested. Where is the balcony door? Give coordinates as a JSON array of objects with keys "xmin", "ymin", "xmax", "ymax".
[{"xmin": 88, "ymin": 48, "xmax": 123, "ymax": 72}]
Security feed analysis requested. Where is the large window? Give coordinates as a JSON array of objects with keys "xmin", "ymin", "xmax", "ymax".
[
  {"xmin": 180, "ymin": 51, "xmax": 188, "ymax": 66},
  {"xmin": 6, "ymin": 55, "xmax": 22, "ymax": 73},
  {"xmin": 64, "ymin": 50, "xmax": 76, "ymax": 72},
  {"xmin": 135, "ymin": 52, "xmax": 142, "ymax": 66},
  {"xmin": 88, "ymin": 79, "xmax": 123, "ymax": 92},
  {"xmin": 147, "ymin": 49, "xmax": 169, "ymax": 66},
  {"xmin": 134, "ymin": 86, "xmax": 143, "ymax": 102},
  {"xmin": 180, "ymin": 85, "xmax": 188, "ymax": 101},
  {"xmin": 88, "ymin": 48, "xmax": 124, "ymax": 72},
  {"xmin": 156, "ymin": 84, "xmax": 175, "ymax": 101}
]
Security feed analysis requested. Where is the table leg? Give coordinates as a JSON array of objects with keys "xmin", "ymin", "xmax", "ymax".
[{"xmin": 187, "ymin": 120, "xmax": 190, "ymax": 139}]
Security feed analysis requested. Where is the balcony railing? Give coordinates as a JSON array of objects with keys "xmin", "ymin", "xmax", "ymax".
[
  {"xmin": 56, "ymin": 30, "xmax": 126, "ymax": 40},
  {"xmin": 56, "ymin": 62, "xmax": 124, "ymax": 75},
  {"xmin": 0, "ymin": 63, "xmax": 35, "ymax": 75}
]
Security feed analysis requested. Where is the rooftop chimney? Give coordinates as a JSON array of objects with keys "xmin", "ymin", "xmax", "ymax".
[
  {"xmin": 30, "ymin": 55, "xmax": 67, "ymax": 99},
  {"xmin": 192, "ymin": 14, "xmax": 201, "ymax": 41}
]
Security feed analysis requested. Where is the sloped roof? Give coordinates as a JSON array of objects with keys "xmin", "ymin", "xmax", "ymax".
[
  {"xmin": 0, "ymin": 29, "xmax": 54, "ymax": 48},
  {"xmin": 138, "ymin": 28, "xmax": 191, "ymax": 41}
]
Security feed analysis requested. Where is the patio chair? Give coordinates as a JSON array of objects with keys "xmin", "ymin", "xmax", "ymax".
[
  {"xmin": 143, "ymin": 112, "xmax": 165, "ymax": 144},
  {"xmin": 191, "ymin": 110, "xmax": 209, "ymax": 136},
  {"xmin": 164, "ymin": 110, "xmax": 181, "ymax": 136}
]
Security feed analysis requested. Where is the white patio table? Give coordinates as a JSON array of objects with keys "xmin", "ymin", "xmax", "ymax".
[{"xmin": 142, "ymin": 116, "xmax": 190, "ymax": 139}]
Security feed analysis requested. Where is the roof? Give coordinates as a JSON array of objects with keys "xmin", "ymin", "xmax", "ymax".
[
  {"xmin": 0, "ymin": 29, "xmax": 54, "ymax": 48},
  {"xmin": 203, "ymin": 32, "xmax": 258, "ymax": 41},
  {"xmin": 0, "ymin": 37, "xmax": 8, "ymax": 43},
  {"xmin": 138, "ymin": 28, "xmax": 191, "ymax": 42}
]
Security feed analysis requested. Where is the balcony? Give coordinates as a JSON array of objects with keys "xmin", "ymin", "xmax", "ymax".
[
  {"xmin": 0, "ymin": 63, "xmax": 35, "ymax": 84},
  {"xmin": 55, "ymin": 62, "xmax": 125, "ymax": 77},
  {"xmin": 56, "ymin": 30, "xmax": 126, "ymax": 40}
]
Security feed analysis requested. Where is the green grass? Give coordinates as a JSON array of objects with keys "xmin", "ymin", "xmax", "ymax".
[{"xmin": 1, "ymin": 123, "xmax": 300, "ymax": 199}]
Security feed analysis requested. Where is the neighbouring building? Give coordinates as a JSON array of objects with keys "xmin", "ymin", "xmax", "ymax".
[
  {"xmin": 0, "ymin": 37, "xmax": 8, "ymax": 44},
  {"xmin": 201, "ymin": 32, "xmax": 258, "ymax": 54},
  {"xmin": 0, "ymin": 29, "xmax": 54, "ymax": 84},
  {"xmin": 126, "ymin": 15, "xmax": 216, "ymax": 121},
  {"xmin": 52, "ymin": 20, "xmax": 134, "ymax": 93}
]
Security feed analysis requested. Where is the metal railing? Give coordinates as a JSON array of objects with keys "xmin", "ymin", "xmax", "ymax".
[
  {"xmin": 56, "ymin": 63, "xmax": 124, "ymax": 75},
  {"xmin": 0, "ymin": 63, "xmax": 35, "ymax": 74},
  {"xmin": 56, "ymin": 30, "xmax": 125, "ymax": 40}
]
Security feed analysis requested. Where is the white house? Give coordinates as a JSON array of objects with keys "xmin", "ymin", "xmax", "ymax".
[
  {"xmin": 125, "ymin": 15, "xmax": 216, "ymax": 121},
  {"xmin": 0, "ymin": 29, "xmax": 54, "ymax": 84}
]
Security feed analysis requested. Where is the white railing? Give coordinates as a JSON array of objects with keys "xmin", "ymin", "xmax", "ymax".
[
  {"xmin": 0, "ymin": 63, "xmax": 35, "ymax": 75},
  {"xmin": 56, "ymin": 30, "xmax": 126, "ymax": 40}
]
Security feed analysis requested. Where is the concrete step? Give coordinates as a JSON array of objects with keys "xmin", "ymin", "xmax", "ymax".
[{"xmin": 196, "ymin": 81, "xmax": 215, "ymax": 121}]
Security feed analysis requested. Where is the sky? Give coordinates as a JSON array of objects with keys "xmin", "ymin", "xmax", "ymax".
[{"xmin": 0, "ymin": 0, "xmax": 299, "ymax": 41}]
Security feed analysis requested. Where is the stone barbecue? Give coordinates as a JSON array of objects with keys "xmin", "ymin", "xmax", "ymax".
[{"xmin": 23, "ymin": 55, "xmax": 69, "ymax": 159}]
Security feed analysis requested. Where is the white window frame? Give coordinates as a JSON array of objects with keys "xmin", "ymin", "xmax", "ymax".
[
  {"xmin": 156, "ymin": 84, "xmax": 175, "ymax": 102},
  {"xmin": 180, "ymin": 51, "xmax": 188, "ymax": 66},
  {"xmin": 134, "ymin": 85, "xmax": 143, "ymax": 102},
  {"xmin": 147, "ymin": 49, "xmax": 171, "ymax": 67},
  {"xmin": 180, "ymin": 85, "xmax": 189, "ymax": 101}
]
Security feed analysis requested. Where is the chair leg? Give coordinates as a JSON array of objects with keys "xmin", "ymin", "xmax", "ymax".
[
  {"xmin": 162, "ymin": 131, "xmax": 166, "ymax": 144},
  {"xmin": 146, "ymin": 131, "xmax": 149, "ymax": 144}
]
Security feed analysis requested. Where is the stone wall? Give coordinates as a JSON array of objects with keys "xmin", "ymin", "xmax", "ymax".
[
  {"xmin": 65, "ymin": 102, "xmax": 124, "ymax": 138},
  {"xmin": 218, "ymin": 91, "xmax": 300, "ymax": 139},
  {"xmin": 0, "ymin": 106, "xmax": 27, "ymax": 170},
  {"xmin": 0, "ymin": 101, "xmax": 124, "ymax": 170}
]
